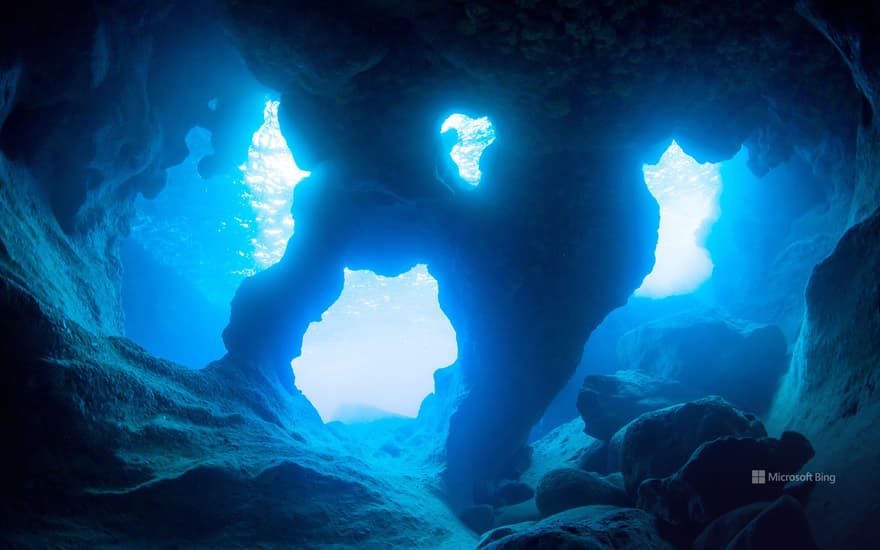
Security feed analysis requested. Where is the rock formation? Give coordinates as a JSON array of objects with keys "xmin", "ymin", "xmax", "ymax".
[{"xmin": 0, "ymin": 0, "xmax": 878, "ymax": 547}]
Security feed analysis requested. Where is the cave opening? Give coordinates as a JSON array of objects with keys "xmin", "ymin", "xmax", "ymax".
[
  {"xmin": 635, "ymin": 141, "xmax": 722, "ymax": 299},
  {"xmin": 292, "ymin": 264, "xmax": 458, "ymax": 424},
  {"xmin": 440, "ymin": 113, "xmax": 496, "ymax": 187}
]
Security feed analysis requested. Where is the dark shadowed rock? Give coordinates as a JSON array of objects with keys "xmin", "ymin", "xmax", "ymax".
[
  {"xmin": 603, "ymin": 472, "xmax": 625, "ymax": 493},
  {"xmin": 693, "ymin": 502, "xmax": 769, "ymax": 550},
  {"xmin": 619, "ymin": 397, "xmax": 767, "ymax": 494},
  {"xmin": 461, "ymin": 504, "xmax": 496, "ymax": 535},
  {"xmin": 607, "ymin": 427, "xmax": 625, "ymax": 473},
  {"xmin": 577, "ymin": 369, "xmax": 697, "ymax": 441},
  {"xmin": 768, "ymin": 182, "xmax": 880, "ymax": 548},
  {"xmin": 617, "ymin": 311, "xmax": 788, "ymax": 416},
  {"xmin": 535, "ymin": 468, "xmax": 628, "ymax": 518},
  {"xmin": 493, "ymin": 480, "xmax": 535, "ymax": 507},
  {"xmin": 493, "ymin": 499, "xmax": 540, "ymax": 528},
  {"xmin": 637, "ymin": 431, "xmax": 815, "ymax": 527},
  {"xmin": 478, "ymin": 505, "xmax": 675, "ymax": 550},
  {"xmin": 726, "ymin": 495, "xmax": 818, "ymax": 550},
  {"xmin": 783, "ymin": 479, "xmax": 817, "ymax": 507},
  {"xmin": 577, "ymin": 439, "xmax": 612, "ymax": 475}
]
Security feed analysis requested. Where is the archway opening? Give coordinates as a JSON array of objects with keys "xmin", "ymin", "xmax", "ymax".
[
  {"xmin": 635, "ymin": 141, "xmax": 722, "ymax": 298},
  {"xmin": 292, "ymin": 265, "xmax": 458, "ymax": 423}
]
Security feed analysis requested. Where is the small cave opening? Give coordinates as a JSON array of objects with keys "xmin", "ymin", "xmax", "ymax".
[
  {"xmin": 292, "ymin": 264, "xmax": 457, "ymax": 424},
  {"xmin": 440, "ymin": 113, "xmax": 496, "ymax": 187},
  {"xmin": 635, "ymin": 141, "xmax": 722, "ymax": 299}
]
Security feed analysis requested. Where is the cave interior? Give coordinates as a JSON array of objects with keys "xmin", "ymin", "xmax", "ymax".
[{"xmin": 1, "ymin": 0, "xmax": 879, "ymax": 548}]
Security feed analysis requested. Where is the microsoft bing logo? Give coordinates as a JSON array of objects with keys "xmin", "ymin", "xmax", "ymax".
[{"xmin": 751, "ymin": 470, "xmax": 766, "ymax": 484}]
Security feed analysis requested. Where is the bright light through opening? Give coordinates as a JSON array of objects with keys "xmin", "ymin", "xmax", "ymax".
[
  {"xmin": 292, "ymin": 265, "xmax": 458, "ymax": 423},
  {"xmin": 635, "ymin": 141, "xmax": 722, "ymax": 299},
  {"xmin": 441, "ymin": 113, "xmax": 496, "ymax": 186},
  {"xmin": 242, "ymin": 100, "xmax": 310, "ymax": 269}
]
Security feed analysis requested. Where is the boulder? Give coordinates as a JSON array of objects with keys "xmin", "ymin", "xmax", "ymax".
[
  {"xmin": 535, "ymin": 468, "xmax": 628, "ymax": 518},
  {"xmin": 478, "ymin": 505, "xmax": 675, "ymax": 550},
  {"xmin": 637, "ymin": 431, "xmax": 815, "ymax": 526},
  {"xmin": 726, "ymin": 495, "xmax": 818, "ymax": 549},
  {"xmin": 577, "ymin": 439, "xmax": 612, "ymax": 474},
  {"xmin": 693, "ymin": 502, "xmax": 768, "ymax": 550},
  {"xmin": 607, "ymin": 427, "xmax": 625, "ymax": 473},
  {"xmin": 493, "ymin": 499, "xmax": 540, "ymax": 528},
  {"xmin": 618, "ymin": 311, "xmax": 787, "ymax": 414},
  {"xmin": 619, "ymin": 397, "xmax": 767, "ymax": 494},
  {"xmin": 577, "ymin": 369, "xmax": 697, "ymax": 441}
]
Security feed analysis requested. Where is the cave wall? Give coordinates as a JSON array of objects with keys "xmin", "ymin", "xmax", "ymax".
[
  {"xmin": 0, "ymin": 0, "xmax": 267, "ymax": 334},
  {"xmin": 767, "ymin": 2, "xmax": 880, "ymax": 547}
]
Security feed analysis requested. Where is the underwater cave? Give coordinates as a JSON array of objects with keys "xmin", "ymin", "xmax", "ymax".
[{"xmin": 1, "ymin": 1, "xmax": 879, "ymax": 548}]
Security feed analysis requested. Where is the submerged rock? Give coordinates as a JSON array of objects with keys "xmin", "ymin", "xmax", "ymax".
[
  {"xmin": 493, "ymin": 480, "xmax": 535, "ymax": 507},
  {"xmin": 617, "ymin": 311, "xmax": 788, "ymax": 415},
  {"xmin": 637, "ymin": 431, "xmax": 815, "ymax": 527},
  {"xmin": 0, "ymin": 276, "xmax": 477, "ymax": 548},
  {"xmin": 535, "ymin": 468, "xmax": 629, "ymax": 518},
  {"xmin": 493, "ymin": 499, "xmax": 540, "ymax": 528},
  {"xmin": 478, "ymin": 505, "xmax": 675, "ymax": 550},
  {"xmin": 577, "ymin": 369, "xmax": 697, "ymax": 441},
  {"xmin": 618, "ymin": 397, "xmax": 767, "ymax": 494},
  {"xmin": 726, "ymin": 495, "xmax": 818, "ymax": 549},
  {"xmin": 693, "ymin": 502, "xmax": 768, "ymax": 550}
]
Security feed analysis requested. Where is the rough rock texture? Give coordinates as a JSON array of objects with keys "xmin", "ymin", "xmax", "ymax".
[
  {"xmin": 769, "ymin": 205, "xmax": 880, "ymax": 548},
  {"xmin": 478, "ymin": 505, "xmax": 675, "ymax": 550},
  {"xmin": 2, "ymin": 0, "xmax": 880, "ymax": 546},
  {"xmin": 726, "ymin": 495, "xmax": 818, "ymax": 550},
  {"xmin": 617, "ymin": 312, "xmax": 788, "ymax": 415},
  {"xmin": 763, "ymin": 4, "xmax": 880, "ymax": 548},
  {"xmin": 798, "ymin": 0, "xmax": 879, "ymax": 226},
  {"xmin": 637, "ymin": 431, "xmax": 814, "ymax": 527},
  {"xmin": 577, "ymin": 369, "xmax": 697, "ymax": 441},
  {"xmin": 535, "ymin": 468, "xmax": 628, "ymax": 518},
  {"xmin": 0, "ymin": 268, "xmax": 475, "ymax": 547},
  {"xmin": 618, "ymin": 397, "xmax": 767, "ymax": 494},
  {"xmin": 0, "ymin": 2, "xmax": 265, "ymax": 239}
]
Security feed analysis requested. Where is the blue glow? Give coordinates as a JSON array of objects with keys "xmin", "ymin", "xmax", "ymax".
[
  {"xmin": 635, "ymin": 141, "xmax": 722, "ymax": 298},
  {"xmin": 241, "ymin": 100, "xmax": 310, "ymax": 270},
  {"xmin": 441, "ymin": 113, "xmax": 496, "ymax": 186},
  {"xmin": 292, "ymin": 265, "xmax": 458, "ymax": 423}
]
